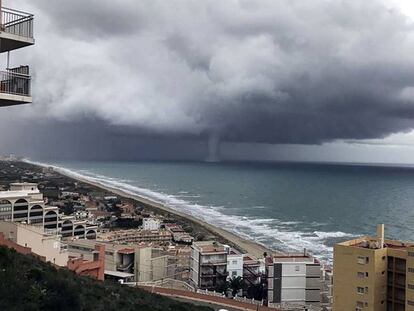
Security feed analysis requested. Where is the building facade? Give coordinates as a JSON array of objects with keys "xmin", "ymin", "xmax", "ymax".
[
  {"xmin": 333, "ymin": 224, "xmax": 414, "ymax": 311},
  {"xmin": 190, "ymin": 241, "xmax": 228, "ymax": 290},
  {"xmin": 266, "ymin": 252, "xmax": 321, "ymax": 305},
  {"xmin": 142, "ymin": 217, "xmax": 161, "ymax": 231},
  {"xmin": 0, "ymin": 183, "xmax": 97, "ymax": 239},
  {"xmin": 0, "ymin": 220, "xmax": 68, "ymax": 266}
]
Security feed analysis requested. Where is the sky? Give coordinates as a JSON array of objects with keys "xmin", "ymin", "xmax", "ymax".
[{"xmin": 1, "ymin": 0, "xmax": 414, "ymax": 163}]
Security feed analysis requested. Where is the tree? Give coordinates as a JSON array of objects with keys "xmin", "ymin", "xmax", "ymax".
[{"xmin": 228, "ymin": 276, "xmax": 244, "ymax": 297}]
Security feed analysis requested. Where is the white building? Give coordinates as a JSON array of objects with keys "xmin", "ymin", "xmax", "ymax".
[
  {"xmin": 0, "ymin": 183, "xmax": 97, "ymax": 239},
  {"xmin": 142, "ymin": 217, "xmax": 161, "ymax": 231},
  {"xmin": 266, "ymin": 252, "xmax": 321, "ymax": 305},
  {"xmin": 224, "ymin": 245, "xmax": 244, "ymax": 279},
  {"xmin": 0, "ymin": 183, "xmax": 59, "ymax": 231},
  {"xmin": 0, "ymin": 220, "xmax": 68, "ymax": 266}
]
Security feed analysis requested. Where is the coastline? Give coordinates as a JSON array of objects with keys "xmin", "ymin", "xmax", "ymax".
[{"xmin": 29, "ymin": 161, "xmax": 273, "ymax": 258}]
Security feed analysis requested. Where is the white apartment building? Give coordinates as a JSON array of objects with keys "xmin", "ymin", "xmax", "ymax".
[
  {"xmin": 0, "ymin": 183, "xmax": 97, "ymax": 239},
  {"xmin": 0, "ymin": 183, "xmax": 59, "ymax": 231},
  {"xmin": 266, "ymin": 252, "xmax": 321, "ymax": 305},
  {"xmin": 225, "ymin": 246, "xmax": 244, "ymax": 279},
  {"xmin": 0, "ymin": 220, "xmax": 68, "ymax": 266},
  {"xmin": 142, "ymin": 217, "xmax": 161, "ymax": 231}
]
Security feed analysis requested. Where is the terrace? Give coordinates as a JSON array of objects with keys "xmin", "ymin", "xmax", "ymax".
[
  {"xmin": 0, "ymin": 6, "xmax": 33, "ymax": 107},
  {"xmin": 0, "ymin": 7, "xmax": 34, "ymax": 52}
]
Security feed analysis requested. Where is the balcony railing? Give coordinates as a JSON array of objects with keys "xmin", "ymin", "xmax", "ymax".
[
  {"xmin": 0, "ymin": 69, "xmax": 30, "ymax": 96},
  {"xmin": 1, "ymin": 7, "xmax": 33, "ymax": 38}
]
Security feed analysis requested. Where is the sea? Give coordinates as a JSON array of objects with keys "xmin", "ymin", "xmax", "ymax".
[{"xmin": 30, "ymin": 160, "xmax": 414, "ymax": 263}]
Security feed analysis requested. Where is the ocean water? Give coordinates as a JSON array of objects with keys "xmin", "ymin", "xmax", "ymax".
[{"xmin": 34, "ymin": 160, "xmax": 414, "ymax": 262}]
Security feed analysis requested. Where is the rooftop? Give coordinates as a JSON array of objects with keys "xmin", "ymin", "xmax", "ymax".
[{"xmin": 193, "ymin": 241, "xmax": 227, "ymax": 254}]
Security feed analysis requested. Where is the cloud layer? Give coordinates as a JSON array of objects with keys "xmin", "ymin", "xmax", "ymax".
[{"xmin": 8, "ymin": 0, "xmax": 414, "ymax": 145}]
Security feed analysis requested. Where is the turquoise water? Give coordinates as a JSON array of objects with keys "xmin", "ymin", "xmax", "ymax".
[{"xmin": 36, "ymin": 160, "xmax": 414, "ymax": 262}]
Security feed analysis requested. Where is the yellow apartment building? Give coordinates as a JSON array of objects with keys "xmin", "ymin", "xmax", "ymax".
[{"xmin": 333, "ymin": 224, "xmax": 414, "ymax": 311}]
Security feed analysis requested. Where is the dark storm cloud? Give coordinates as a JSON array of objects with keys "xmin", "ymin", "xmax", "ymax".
[{"xmin": 5, "ymin": 0, "xmax": 414, "ymax": 145}]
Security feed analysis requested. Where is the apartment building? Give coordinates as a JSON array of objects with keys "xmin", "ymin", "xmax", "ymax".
[
  {"xmin": 97, "ymin": 228, "xmax": 172, "ymax": 244},
  {"xmin": 0, "ymin": 220, "xmax": 68, "ymax": 266},
  {"xmin": 190, "ymin": 241, "xmax": 228, "ymax": 290},
  {"xmin": 0, "ymin": 2, "xmax": 34, "ymax": 107},
  {"xmin": 320, "ymin": 265, "xmax": 333, "ymax": 311},
  {"xmin": 0, "ymin": 183, "xmax": 59, "ymax": 230},
  {"xmin": 67, "ymin": 239, "xmax": 176, "ymax": 283},
  {"xmin": 243, "ymin": 255, "xmax": 261, "ymax": 286},
  {"xmin": 142, "ymin": 217, "xmax": 161, "ymax": 231},
  {"xmin": 333, "ymin": 224, "xmax": 414, "ymax": 311},
  {"xmin": 225, "ymin": 246, "xmax": 244, "ymax": 279},
  {"xmin": 0, "ymin": 183, "xmax": 97, "ymax": 239},
  {"xmin": 266, "ymin": 251, "xmax": 321, "ymax": 305},
  {"xmin": 60, "ymin": 215, "xmax": 98, "ymax": 240}
]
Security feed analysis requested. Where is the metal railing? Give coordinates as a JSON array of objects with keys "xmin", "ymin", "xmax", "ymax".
[
  {"xmin": 0, "ymin": 68, "xmax": 31, "ymax": 96},
  {"xmin": 1, "ymin": 7, "xmax": 34, "ymax": 38}
]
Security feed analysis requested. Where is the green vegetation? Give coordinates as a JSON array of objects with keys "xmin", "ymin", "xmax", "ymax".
[{"xmin": 0, "ymin": 246, "xmax": 212, "ymax": 311}]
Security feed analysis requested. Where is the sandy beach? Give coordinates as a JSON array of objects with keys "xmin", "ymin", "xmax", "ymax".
[{"xmin": 49, "ymin": 165, "xmax": 273, "ymax": 259}]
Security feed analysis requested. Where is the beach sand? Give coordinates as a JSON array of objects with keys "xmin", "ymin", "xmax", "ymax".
[{"xmin": 52, "ymin": 166, "xmax": 273, "ymax": 259}]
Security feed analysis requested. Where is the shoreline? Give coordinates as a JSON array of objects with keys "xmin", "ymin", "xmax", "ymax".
[{"xmin": 29, "ymin": 161, "xmax": 273, "ymax": 258}]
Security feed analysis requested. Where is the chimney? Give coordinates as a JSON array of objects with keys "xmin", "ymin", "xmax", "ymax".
[{"xmin": 377, "ymin": 224, "xmax": 384, "ymax": 248}]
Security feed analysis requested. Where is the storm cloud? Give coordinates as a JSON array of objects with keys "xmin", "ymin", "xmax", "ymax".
[{"xmin": 4, "ymin": 0, "xmax": 414, "ymax": 149}]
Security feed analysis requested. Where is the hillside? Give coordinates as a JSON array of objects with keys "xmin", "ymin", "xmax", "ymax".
[{"xmin": 0, "ymin": 246, "xmax": 212, "ymax": 311}]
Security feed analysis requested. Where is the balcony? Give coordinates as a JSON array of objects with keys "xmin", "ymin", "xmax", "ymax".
[
  {"xmin": 0, "ymin": 7, "xmax": 34, "ymax": 52},
  {"xmin": 0, "ymin": 66, "xmax": 31, "ymax": 107}
]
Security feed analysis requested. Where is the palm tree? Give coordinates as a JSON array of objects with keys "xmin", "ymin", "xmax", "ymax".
[{"xmin": 228, "ymin": 276, "xmax": 244, "ymax": 297}]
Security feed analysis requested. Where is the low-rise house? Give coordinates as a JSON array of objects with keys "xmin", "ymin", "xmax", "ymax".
[{"xmin": 67, "ymin": 244, "xmax": 105, "ymax": 281}]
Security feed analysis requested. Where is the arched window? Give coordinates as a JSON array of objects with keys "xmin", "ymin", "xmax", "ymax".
[
  {"xmin": 13, "ymin": 199, "xmax": 28, "ymax": 220},
  {"xmin": 44, "ymin": 211, "xmax": 58, "ymax": 229},
  {"xmin": 29, "ymin": 205, "xmax": 43, "ymax": 224},
  {"xmin": 61, "ymin": 220, "xmax": 74, "ymax": 237},
  {"xmin": 0, "ymin": 199, "xmax": 12, "ymax": 220},
  {"xmin": 74, "ymin": 225, "xmax": 85, "ymax": 237},
  {"xmin": 86, "ymin": 230, "xmax": 96, "ymax": 240}
]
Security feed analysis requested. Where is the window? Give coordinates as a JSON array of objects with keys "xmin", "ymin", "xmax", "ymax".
[
  {"xmin": 408, "ymin": 284, "xmax": 414, "ymax": 290},
  {"xmin": 357, "ymin": 287, "xmax": 365, "ymax": 294},
  {"xmin": 357, "ymin": 272, "xmax": 365, "ymax": 278},
  {"xmin": 408, "ymin": 300, "xmax": 414, "ymax": 306},
  {"xmin": 232, "ymin": 260, "xmax": 237, "ymax": 265},
  {"xmin": 232, "ymin": 271, "xmax": 237, "ymax": 277},
  {"xmin": 409, "ymin": 267, "xmax": 414, "ymax": 273},
  {"xmin": 365, "ymin": 287, "xmax": 369, "ymax": 294},
  {"xmin": 358, "ymin": 256, "xmax": 368, "ymax": 265},
  {"xmin": 295, "ymin": 265, "xmax": 300, "ymax": 271},
  {"xmin": 408, "ymin": 252, "xmax": 414, "ymax": 257},
  {"xmin": 365, "ymin": 272, "xmax": 369, "ymax": 277}
]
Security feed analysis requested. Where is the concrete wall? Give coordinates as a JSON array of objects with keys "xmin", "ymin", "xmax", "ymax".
[{"xmin": 0, "ymin": 221, "xmax": 68, "ymax": 266}]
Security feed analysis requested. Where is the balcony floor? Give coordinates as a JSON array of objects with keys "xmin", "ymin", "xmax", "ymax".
[
  {"xmin": 0, "ymin": 92, "xmax": 31, "ymax": 107},
  {"xmin": 0, "ymin": 31, "xmax": 34, "ymax": 53}
]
